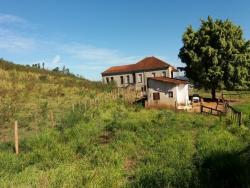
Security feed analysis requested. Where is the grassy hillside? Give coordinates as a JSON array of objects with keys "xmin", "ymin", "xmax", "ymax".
[
  {"xmin": 0, "ymin": 59, "xmax": 249, "ymax": 187},
  {"xmin": 0, "ymin": 59, "xmax": 111, "ymax": 141}
]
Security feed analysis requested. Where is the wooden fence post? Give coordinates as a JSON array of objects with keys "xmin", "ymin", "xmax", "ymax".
[
  {"xmin": 50, "ymin": 111, "xmax": 55, "ymax": 128},
  {"xmin": 14, "ymin": 121, "xmax": 19, "ymax": 154},
  {"xmin": 239, "ymin": 112, "xmax": 242, "ymax": 126},
  {"xmin": 84, "ymin": 102, "xmax": 87, "ymax": 111}
]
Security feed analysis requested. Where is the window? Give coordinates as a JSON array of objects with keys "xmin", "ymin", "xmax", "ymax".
[
  {"xmin": 120, "ymin": 76, "xmax": 124, "ymax": 84},
  {"xmin": 168, "ymin": 91, "xmax": 173, "ymax": 98},
  {"xmin": 138, "ymin": 74, "xmax": 143, "ymax": 83},
  {"xmin": 171, "ymin": 71, "xmax": 174, "ymax": 78},
  {"xmin": 162, "ymin": 71, "xmax": 166, "ymax": 77},
  {"xmin": 152, "ymin": 72, "xmax": 156, "ymax": 77},
  {"xmin": 132, "ymin": 73, "xmax": 136, "ymax": 83},
  {"xmin": 127, "ymin": 75, "xmax": 130, "ymax": 84},
  {"xmin": 153, "ymin": 93, "xmax": 160, "ymax": 100},
  {"xmin": 106, "ymin": 77, "xmax": 109, "ymax": 83}
]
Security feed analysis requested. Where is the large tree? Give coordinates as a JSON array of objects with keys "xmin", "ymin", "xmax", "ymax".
[{"xmin": 179, "ymin": 16, "xmax": 250, "ymax": 99}]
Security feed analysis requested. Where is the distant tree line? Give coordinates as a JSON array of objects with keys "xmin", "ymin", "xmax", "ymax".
[{"xmin": 24, "ymin": 62, "xmax": 71, "ymax": 75}]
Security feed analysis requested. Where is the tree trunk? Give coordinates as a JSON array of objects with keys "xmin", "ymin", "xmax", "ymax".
[{"xmin": 211, "ymin": 88, "xmax": 216, "ymax": 100}]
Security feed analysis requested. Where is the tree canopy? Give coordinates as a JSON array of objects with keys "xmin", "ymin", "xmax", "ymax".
[{"xmin": 179, "ymin": 16, "xmax": 250, "ymax": 99}]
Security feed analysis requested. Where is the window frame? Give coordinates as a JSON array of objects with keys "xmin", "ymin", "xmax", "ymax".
[
  {"xmin": 120, "ymin": 76, "xmax": 124, "ymax": 84},
  {"xmin": 153, "ymin": 92, "xmax": 160, "ymax": 100},
  {"xmin": 106, "ymin": 77, "xmax": 110, "ymax": 83},
  {"xmin": 171, "ymin": 71, "xmax": 174, "ymax": 78},
  {"xmin": 138, "ymin": 74, "xmax": 143, "ymax": 83},
  {"xmin": 168, "ymin": 91, "xmax": 174, "ymax": 98},
  {"xmin": 127, "ymin": 75, "xmax": 130, "ymax": 84},
  {"xmin": 162, "ymin": 71, "xmax": 166, "ymax": 77}
]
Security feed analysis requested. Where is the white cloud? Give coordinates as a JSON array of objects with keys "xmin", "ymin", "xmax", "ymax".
[
  {"xmin": 0, "ymin": 14, "xmax": 34, "ymax": 53},
  {"xmin": 0, "ymin": 29, "xmax": 35, "ymax": 52},
  {"xmin": 0, "ymin": 14, "xmax": 27, "ymax": 25},
  {"xmin": 0, "ymin": 14, "xmax": 140, "ymax": 80},
  {"xmin": 51, "ymin": 55, "xmax": 61, "ymax": 65},
  {"xmin": 62, "ymin": 44, "xmax": 139, "ymax": 66}
]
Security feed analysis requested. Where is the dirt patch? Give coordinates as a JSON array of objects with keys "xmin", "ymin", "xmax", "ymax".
[
  {"xmin": 192, "ymin": 100, "xmax": 225, "ymax": 113},
  {"xmin": 98, "ymin": 131, "xmax": 114, "ymax": 145},
  {"xmin": 124, "ymin": 158, "xmax": 137, "ymax": 182},
  {"xmin": 124, "ymin": 158, "xmax": 137, "ymax": 171}
]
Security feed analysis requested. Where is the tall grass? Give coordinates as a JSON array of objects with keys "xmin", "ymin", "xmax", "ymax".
[
  {"xmin": 0, "ymin": 103, "xmax": 249, "ymax": 187},
  {"xmin": 0, "ymin": 60, "xmax": 249, "ymax": 187}
]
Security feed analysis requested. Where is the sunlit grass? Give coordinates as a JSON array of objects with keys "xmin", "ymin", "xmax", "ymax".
[{"xmin": 0, "ymin": 60, "xmax": 249, "ymax": 187}]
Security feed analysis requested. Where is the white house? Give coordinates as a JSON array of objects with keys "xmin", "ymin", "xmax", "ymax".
[
  {"xmin": 101, "ymin": 56, "xmax": 177, "ymax": 94},
  {"xmin": 147, "ymin": 77, "xmax": 189, "ymax": 108}
]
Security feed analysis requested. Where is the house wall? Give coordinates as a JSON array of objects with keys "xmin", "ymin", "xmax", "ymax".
[
  {"xmin": 147, "ymin": 79, "xmax": 177, "ymax": 107},
  {"xmin": 134, "ymin": 69, "xmax": 170, "ymax": 90},
  {"xmin": 102, "ymin": 67, "xmax": 172, "ymax": 91},
  {"xmin": 147, "ymin": 79, "xmax": 189, "ymax": 107},
  {"xmin": 102, "ymin": 73, "xmax": 133, "ymax": 87},
  {"xmin": 177, "ymin": 84, "xmax": 189, "ymax": 105}
]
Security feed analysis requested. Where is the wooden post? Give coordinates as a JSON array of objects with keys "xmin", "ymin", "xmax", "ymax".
[
  {"xmin": 50, "ymin": 111, "xmax": 55, "ymax": 128},
  {"xmin": 72, "ymin": 104, "xmax": 75, "ymax": 112},
  {"xmin": 239, "ymin": 112, "xmax": 242, "ymax": 126},
  {"xmin": 14, "ymin": 121, "xmax": 19, "ymax": 154}
]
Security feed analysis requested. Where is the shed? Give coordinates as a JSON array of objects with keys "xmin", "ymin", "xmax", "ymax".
[{"xmin": 147, "ymin": 77, "xmax": 189, "ymax": 108}]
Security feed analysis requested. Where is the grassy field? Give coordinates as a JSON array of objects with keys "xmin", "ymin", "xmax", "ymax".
[{"xmin": 0, "ymin": 60, "xmax": 250, "ymax": 187}]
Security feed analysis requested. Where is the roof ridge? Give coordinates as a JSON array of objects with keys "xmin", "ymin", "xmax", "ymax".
[{"xmin": 102, "ymin": 56, "xmax": 177, "ymax": 76}]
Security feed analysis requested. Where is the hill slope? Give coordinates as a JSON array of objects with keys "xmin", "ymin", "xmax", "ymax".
[
  {"xmin": 0, "ymin": 59, "xmax": 107, "ymax": 140},
  {"xmin": 0, "ymin": 59, "xmax": 249, "ymax": 187}
]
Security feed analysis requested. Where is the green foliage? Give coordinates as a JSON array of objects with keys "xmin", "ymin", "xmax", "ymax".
[{"xmin": 179, "ymin": 16, "xmax": 250, "ymax": 98}]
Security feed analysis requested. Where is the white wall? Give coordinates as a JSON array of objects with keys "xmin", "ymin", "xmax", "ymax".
[
  {"xmin": 177, "ymin": 84, "xmax": 189, "ymax": 105},
  {"xmin": 102, "ymin": 67, "xmax": 172, "ymax": 91},
  {"xmin": 147, "ymin": 79, "xmax": 189, "ymax": 107},
  {"xmin": 147, "ymin": 79, "xmax": 177, "ymax": 107}
]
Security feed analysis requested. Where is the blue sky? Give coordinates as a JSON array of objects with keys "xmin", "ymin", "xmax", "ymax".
[{"xmin": 0, "ymin": 0, "xmax": 250, "ymax": 80}]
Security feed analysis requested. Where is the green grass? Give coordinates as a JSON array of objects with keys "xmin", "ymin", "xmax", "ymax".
[
  {"xmin": 234, "ymin": 103, "xmax": 250, "ymax": 128},
  {"xmin": 0, "ymin": 104, "xmax": 249, "ymax": 187},
  {"xmin": 0, "ymin": 60, "xmax": 250, "ymax": 187}
]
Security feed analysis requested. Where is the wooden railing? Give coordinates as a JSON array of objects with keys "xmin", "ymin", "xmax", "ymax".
[
  {"xmin": 221, "ymin": 92, "xmax": 250, "ymax": 103},
  {"xmin": 200, "ymin": 105, "xmax": 225, "ymax": 117},
  {"xmin": 200, "ymin": 99, "xmax": 243, "ymax": 126},
  {"xmin": 224, "ymin": 102, "xmax": 243, "ymax": 126}
]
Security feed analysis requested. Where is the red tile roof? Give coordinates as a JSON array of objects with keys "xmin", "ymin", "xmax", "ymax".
[
  {"xmin": 102, "ymin": 56, "xmax": 177, "ymax": 76},
  {"xmin": 148, "ymin": 77, "xmax": 188, "ymax": 85}
]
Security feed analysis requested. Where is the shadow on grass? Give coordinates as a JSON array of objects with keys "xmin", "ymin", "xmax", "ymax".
[
  {"xmin": 128, "ymin": 146, "xmax": 250, "ymax": 188},
  {"xmin": 198, "ymin": 146, "xmax": 250, "ymax": 188}
]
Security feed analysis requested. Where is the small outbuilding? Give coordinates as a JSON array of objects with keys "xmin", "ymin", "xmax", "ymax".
[{"xmin": 147, "ymin": 77, "xmax": 190, "ymax": 109}]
